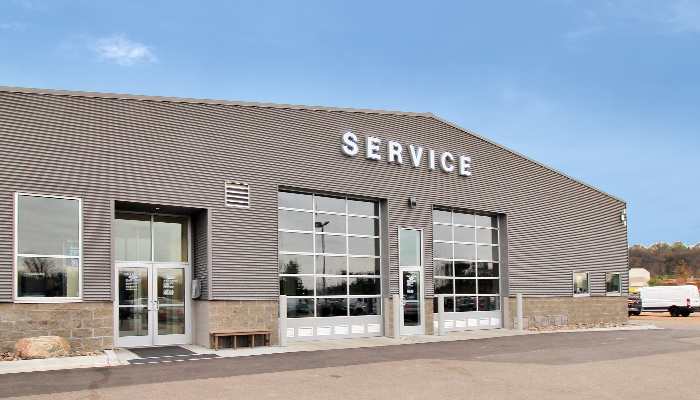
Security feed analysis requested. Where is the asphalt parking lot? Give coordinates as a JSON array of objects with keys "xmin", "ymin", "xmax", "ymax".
[{"xmin": 2, "ymin": 321, "xmax": 700, "ymax": 400}]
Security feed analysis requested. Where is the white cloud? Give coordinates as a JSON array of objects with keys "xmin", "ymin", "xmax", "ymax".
[
  {"xmin": 605, "ymin": 0, "xmax": 700, "ymax": 34},
  {"xmin": 1, "ymin": 22, "xmax": 28, "ymax": 30},
  {"xmin": 87, "ymin": 34, "xmax": 158, "ymax": 66},
  {"xmin": 666, "ymin": 0, "xmax": 700, "ymax": 32},
  {"xmin": 13, "ymin": 0, "xmax": 47, "ymax": 12}
]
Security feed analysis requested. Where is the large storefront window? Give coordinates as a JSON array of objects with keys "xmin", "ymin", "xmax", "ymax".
[
  {"xmin": 433, "ymin": 209, "xmax": 500, "ymax": 312},
  {"xmin": 278, "ymin": 191, "xmax": 381, "ymax": 318},
  {"xmin": 15, "ymin": 194, "xmax": 81, "ymax": 300}
]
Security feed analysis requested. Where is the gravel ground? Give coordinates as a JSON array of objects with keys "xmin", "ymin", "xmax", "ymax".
[
  {"xmin": 527, "ymin": 322, "xmax": 632, "ymax": 331},
  {"xmin": 0, "ymin": 350, "xmax": 104, "ymax": 362}
]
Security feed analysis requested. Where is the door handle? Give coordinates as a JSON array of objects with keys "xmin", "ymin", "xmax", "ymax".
[{"xmin": 154, "ymin": 300, "xmax": 160, "ymax": 311}]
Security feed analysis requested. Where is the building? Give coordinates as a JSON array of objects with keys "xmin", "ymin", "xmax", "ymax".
[
  {"xmin": 0, "ymin": 87, "xmax": 629, "ymax": 351},
  {"xmin": 629, "ymin": 268, "xmax": 651, "ymax": 290}
]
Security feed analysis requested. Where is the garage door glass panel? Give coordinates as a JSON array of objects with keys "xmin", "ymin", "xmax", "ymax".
[{"xmin": 279, "ymin": 254, "xmax": 314, "ymax": 274}]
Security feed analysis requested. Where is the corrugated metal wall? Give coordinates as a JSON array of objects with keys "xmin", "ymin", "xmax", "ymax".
[{"xmin": 0, "ymin": 88, "xmax": 628, "ymax": 302}]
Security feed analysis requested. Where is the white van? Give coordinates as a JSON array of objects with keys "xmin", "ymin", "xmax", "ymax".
[{"xmin": 635, "ymin": 285, "xmax": 700, "ymax": 317}]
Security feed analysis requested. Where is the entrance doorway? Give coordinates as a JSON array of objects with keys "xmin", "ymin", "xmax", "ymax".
[
  {"xmin": 399, "ymin": 228, "xmax": 424, "ymax": 335},
  {"xmin": 114, "ymin": 213, "xmax": 191, "ymax": 348}
]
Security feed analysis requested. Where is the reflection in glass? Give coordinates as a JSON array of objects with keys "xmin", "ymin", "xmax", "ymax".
[
  {"xmin": 432, "ymin": 224, "xmax": 452, "ymax": 242},
  {"xmin": 17, "ymin": 257, "xmax": 79, "ymax": 297},
  {"xmin": 433, "ymin": 296, "xmax": 455, "ymax": 313},
  {"xmin": 287, "ymin": 298, "xmax": 314, "ymax": 318},
  {"xmin": 349, "ymin": 278, "xmax": 380, "ymax": 295},
  {"xmin": 454, "ymin": 244, "xmax": 475, "ymax": 260},
  {"xmin": 279, "ymin": 254, "xmax": 314, "ymax": 274},
  {"xmin": 479, "ymin": 296, "xmax": 500, "ymax": 311},
  {"xmin": 348, "ymin": 236, "xmax": 379, "ymax": 256},
  {"xmin": 433, "ymin": 242, "xmax": 452, "ymax": 259},
  {"xmin": 279, "ymin": 231, "xmax": 313, "ymax": 253},
  {"xmin": 455, "ymin": 279, "xmax": 476, "ymax": 294},
  {"xmin": 278, "ymin": 210, "xmax": 313, "ymax": 231},
  {"xmin": 434, "ymin": 260, "xmax": 452, "ymax": 277},
  {"xmin": 606, "ymin": 273, "xmax": 620, "ymax": 294},
  {"xmin": 157, "ymin": 268, "xmax": 185, "ymax": 335},
  {"xmin": 454, "ymin": 226, "xmax": 475, "ymax": 243},
  {"xmin": 348, "ymin": 257, "xmax": 380, "ymax": 275},
  {"xmin": 455, "ymin": 296, "xmax": 477, "ymax": 312},
  {"xmin": 477, "ymin": 245, "xmax": 499, "ymax": 261},
  {"xmin": 432, "ymin": 210, "xmax": 452, "ymax": 224},
  {"xmin": 434, "ymin": 278, "xmax": 453, "ymax": 294},
  {"xmin": 475, "ymin": 215, "xmax": 497, "ymax": 228},
  {"xmin": 315, "ymin": 255, "xmax": 347, "ymax": 275},
  {"xmin": 17, "ymin": 195, "xmax": 80, "ymax": 256},
  {"xmin": 316, "ymin": 277, "xmax": 347, "ymax": 296},
  {"xmin": 348, "ymin": 216, "xmax": 379, "ymax": 236},
  {"xmin": 118, "ymin": 267, "xmax": 148, "ymax": 306},
  {"xmin": 119, "ymin": 307, "xmax": 149, "ymax": 337},
  {"xmin": 153, "ymin": 216, "xmax": 188, "ymax": 262},
  {"xmin": 348, "ymin": 200, "xmax": 378, "ymax": 216},
  {"xmin": 477, "ymin": 262, "xmax": 499, "ymax": 277},
  {"xmin": 478, "ymin": 279, "xmax": 499, "ymax": 294},
  {"xmin": 314, "ymin": 213, "xmax": 346, "ymax": 234},
  {"xmin": 315, "ymin": 196, "xmax": 345, "ymax": 213},
  {"xmin": 453, "ymin": 212, "xmax": 475, "ymax": 226},
  {"xmin": 402, "ymin": 271, "xmax": 420, "ymax": 301},
  {"xmin": 115, "ymin": 213, "xmax": 151, "ymax": 262},
  {"xmin": 454, "ymin": 261, "xmax": 476, "ymax": 277},
  {"xmin": 317, "ymin": 298, "xmax": 348, "ymax": 317},
  {"xmin": 279, "ymin": 192, "xmax": 313, "ymax": 210},
  {"xmin": 399, "ymin": 230, "xmax": 421, "ymax": 266},
  {"xmin": 476, "ymin": 228, "xmax": 498, "ymax": 245},
  {"xmin": 316, "ymin": 234, "xmax": 346, "ymax": 255},
  {"xmin": 280, "ymin": 276, "xmax": 314, "ymax": 296},
  {"xmin": 350, "ymin": 298, "xmax": 379, "ymax": 315}
]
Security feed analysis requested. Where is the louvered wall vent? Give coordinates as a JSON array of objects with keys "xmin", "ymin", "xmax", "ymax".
[{"xmin": 225, "ymin": 181, "xmax": 250, "ymax": 208}]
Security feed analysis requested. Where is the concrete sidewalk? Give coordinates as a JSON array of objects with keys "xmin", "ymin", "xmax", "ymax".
[{"xmin": 0, "ymin": 324, "xmax": 657, "ymax": 374}]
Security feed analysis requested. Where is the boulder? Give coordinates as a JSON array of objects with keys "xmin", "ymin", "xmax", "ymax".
[{"xmin": 14, "ymin": 336, "xmax": 70, "ymax": 360}]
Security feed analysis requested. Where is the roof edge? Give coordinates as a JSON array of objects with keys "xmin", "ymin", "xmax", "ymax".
[
  {"xmin": 429, "ymin": 114, "xmax": 627, "ymax": 204},
  {"xmin": 0, "ymin": 86, "xmax": 433, "ymax": 117}
]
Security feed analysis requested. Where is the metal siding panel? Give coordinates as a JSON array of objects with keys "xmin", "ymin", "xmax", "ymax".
[{"xmin": 0, "ymin": 90, "xmax": 628, "ymax": 302}]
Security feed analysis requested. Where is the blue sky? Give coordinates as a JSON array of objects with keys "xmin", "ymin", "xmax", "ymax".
[{"xmin": 2, "ymin": 0, "xmax": 698, "ymax": 246}]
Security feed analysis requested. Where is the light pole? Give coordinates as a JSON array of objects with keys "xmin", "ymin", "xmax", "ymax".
[{"xmin": 315, "ymin": 221, "xmax": 329, "ymax": 306}]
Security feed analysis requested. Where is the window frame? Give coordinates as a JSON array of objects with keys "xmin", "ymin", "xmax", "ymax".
[
  {"xmin": 605, "ymin": 272, "xmax": 621, "ymax": 296},
  {"xmin": 278, "ymin": 191, "xmax": 382, "ymax": 318},
  {"xmin": 13, "ymin": 192, "xmax": 83, "ymax": 303},
  {"xmin": 573, "ymin": 272, "xmax": 589, "ymax": 297},
  {"xmin": 432, "ymin": 208, "xmax": 501, "ymax": 312}
]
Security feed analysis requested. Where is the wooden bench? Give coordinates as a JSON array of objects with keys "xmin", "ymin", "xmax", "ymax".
[{"xmin": 210, "ymin": 329, "xmax": 272, "ymax": 351}]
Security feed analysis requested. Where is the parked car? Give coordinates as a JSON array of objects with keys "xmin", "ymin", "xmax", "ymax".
[
  {"xmin": 628, "ymin": 294, "xmax": 642, "ymax": 316},
  {"xmin": 635, "ymin": 285, "xmax": 700, "ymax": 317}
]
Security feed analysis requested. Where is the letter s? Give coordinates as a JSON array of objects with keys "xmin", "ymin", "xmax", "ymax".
[{"xmin": 342, "ymin": 131, "xmax": 359, "ymax": 156}]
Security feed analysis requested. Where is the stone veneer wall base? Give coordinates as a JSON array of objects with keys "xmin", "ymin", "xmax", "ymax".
[
  {"xmin": 506, "ymin": 296, "xmax": 628, "ymax": 328},
  {"xmin": 0, "ymin": 302, "xmax": 113, "ymax": 352}
]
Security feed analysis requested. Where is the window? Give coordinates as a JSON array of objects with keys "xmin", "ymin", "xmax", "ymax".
[
  {"xmin": 606, "ymin": 273, "xmax": 621, "ymax": 295},
  {"xmin": 573, "ymin": 272, "xmax": 589, "ymax": 296},
  {"xmin": 15, "ymin": 194, "xmax": 81, "ymax": 300},
  {"xmin": 433, "ymin": 209, "xmax": 500, "ymax": 312},
  {"xmin": 278, "ymin": 191, "xmax": 381, "ymax": 318}
]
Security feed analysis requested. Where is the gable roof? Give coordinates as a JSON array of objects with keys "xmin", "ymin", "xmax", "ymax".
[{"xmin": 0, "ymin": 85, "xmax": 625, "ymax": 203}]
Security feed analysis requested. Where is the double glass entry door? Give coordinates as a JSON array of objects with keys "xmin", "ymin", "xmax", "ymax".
[
  {"xmin": 116, "ymin": 263, "xmax": 189, "ymax": 347},
  {"xmin": 113, "ymin": 213, "xmax": 191, "ymax": 348}
]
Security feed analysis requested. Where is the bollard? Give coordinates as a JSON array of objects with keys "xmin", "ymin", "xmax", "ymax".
[
  {"xmin": 393, "ymin": 294, "xmax": 401, "ymax": 339},
  {"xmin": 438, "ymin": 294, "xmax": 445, "ymax": 336},
  {"xmin": 516, "ymin": 293, "xmax": 523, "ymax": 331},
  {"xmin": 279, "ymin": 295, "xmax": 287, "ymax": 347}
]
